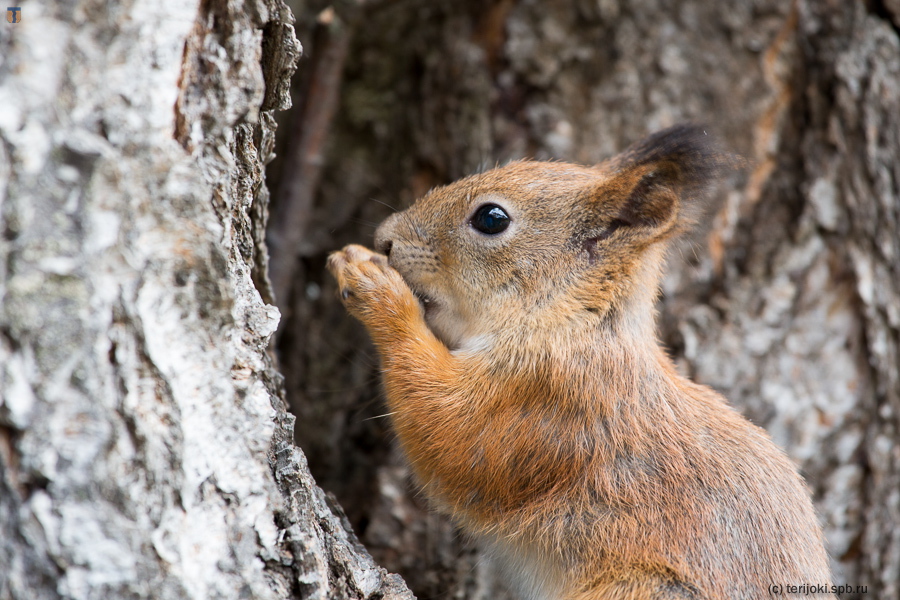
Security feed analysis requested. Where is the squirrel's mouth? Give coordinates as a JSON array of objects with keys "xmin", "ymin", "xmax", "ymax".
[
  {"xmin": 413, "ymin": 289, "xmax": 434, "ymax": 310},
  {"xmin": 411, "ymin": 288, "xmax": 438, "ymax": 318}
]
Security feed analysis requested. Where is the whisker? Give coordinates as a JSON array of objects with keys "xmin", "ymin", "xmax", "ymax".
[
  {"xmin": 369, "ymin": 197, "xmax": 400, "ymax": 212},
  {"xmin": 350, "ymin": 218, "xmax": 380, "ymax": 229},
  {"xmin": 361, "ymin": 411, "xmax": 396, "ymax": 422}
]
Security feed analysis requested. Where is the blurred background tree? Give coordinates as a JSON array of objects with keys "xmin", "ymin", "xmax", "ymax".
[{"xmin": 269, "ymin": 1, "xmax": 900, "ymax": 598}]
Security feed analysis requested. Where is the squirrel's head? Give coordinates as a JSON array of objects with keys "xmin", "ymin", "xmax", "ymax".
[{"xmin": 375, "ymin": 125, "xmax": 732, "ymax": 351}]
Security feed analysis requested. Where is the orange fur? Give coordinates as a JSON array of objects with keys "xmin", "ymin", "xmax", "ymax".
[{"xmin": 327, "ymin": 125, "xmax": 832, "ymax": 599}]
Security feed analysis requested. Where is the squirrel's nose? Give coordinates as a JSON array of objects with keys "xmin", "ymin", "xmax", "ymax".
[{"xmin": 374, "ymin": 213, "xmax": 400, "ymax": 257}]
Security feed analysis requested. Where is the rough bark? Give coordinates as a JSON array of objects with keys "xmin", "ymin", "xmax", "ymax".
[
  {"xmin": 273, "ymin": 1, "xmax": 899, "ymax": 598},
  {"xmin": 0, "ymin": 1, "xmax": 412, "ymax": 599}
]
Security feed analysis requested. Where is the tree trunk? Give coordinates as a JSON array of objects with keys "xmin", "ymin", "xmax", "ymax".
[
  {"xmin": 273, "ymin": 1, "xmax": 899, "ymax": 598},
  {"xmin": 0, "ymin": 2, "xmax": 411, "ymax": 599}
]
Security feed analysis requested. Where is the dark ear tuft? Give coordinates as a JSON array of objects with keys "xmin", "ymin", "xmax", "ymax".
[
  {"xmin": 606, "ymin": 124, "xmax": 740, "ymax": 231},
  {"xmin": 609, "ymin": 124, "xmax": 735, "ymax": 183}
]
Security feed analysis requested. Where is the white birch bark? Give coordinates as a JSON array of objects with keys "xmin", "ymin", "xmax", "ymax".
[{"xmin": 0, "ymin": 2, "xmax": 412, "ymax": 599}]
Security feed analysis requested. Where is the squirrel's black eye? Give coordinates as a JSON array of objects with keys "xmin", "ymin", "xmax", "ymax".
[{"xmin": 470, "ymin": 204, "xmax": 510, "ymax": 235}]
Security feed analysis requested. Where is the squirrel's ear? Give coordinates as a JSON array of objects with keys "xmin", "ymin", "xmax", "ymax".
[{"xmin": 591, "ymin": 124, "xmax": 735, "ymax": 237}]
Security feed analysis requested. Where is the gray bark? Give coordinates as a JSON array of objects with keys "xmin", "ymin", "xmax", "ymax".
[
  {"xmin": 274, "ymin": 1, "xmax": 899, "ymax": 598},
  {"xmin": 0, "ymin": 1, "xmax": 411, "ymax": 599}
]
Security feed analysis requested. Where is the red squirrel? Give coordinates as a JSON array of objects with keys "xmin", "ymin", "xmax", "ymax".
[{"xmin": 327, "ymin": 125, "xmax": 833, "ymax": 599}]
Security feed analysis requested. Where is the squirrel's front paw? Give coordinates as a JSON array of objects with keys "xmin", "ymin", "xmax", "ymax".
[{"xmin": 327, "ymin": 244, "xmax": 420, "ymax": 324}]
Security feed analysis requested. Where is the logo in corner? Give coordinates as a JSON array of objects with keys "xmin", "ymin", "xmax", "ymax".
[{"xmin": 7, "ymin": 7, "xmax": 21, "ymax": 23}]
